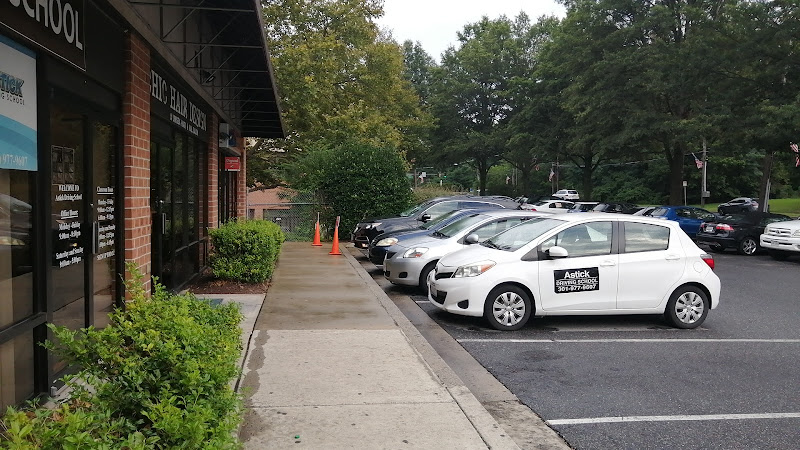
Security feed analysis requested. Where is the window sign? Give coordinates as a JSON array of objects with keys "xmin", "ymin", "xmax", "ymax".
[{"xmin": 0, "ymin": 36, "xmax": 37, "ymax": 171}]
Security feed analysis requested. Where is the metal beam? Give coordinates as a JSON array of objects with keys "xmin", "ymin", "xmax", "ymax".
[
  {"xmin": 129, "ymin": 2, "xmax": 255, "ymax": 13},
  {"xmin": 163, "ymin": 42, "xmax": 261, "ymax": 48}
]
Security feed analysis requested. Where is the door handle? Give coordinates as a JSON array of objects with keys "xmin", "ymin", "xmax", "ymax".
[
  {"xmin": 665, "ymin": 254, "xmax": 681, "ymax": 260},
  {"xmin": 92, "ymin": 221, "xmax": 99, "ymax": 254},
  {"xmin": 600, "ymin": 260, "xmax": 616, "ymax": 267},
  {"xmin": 161, "ymin": 213, "xmax": 167, "ymax": 235}
]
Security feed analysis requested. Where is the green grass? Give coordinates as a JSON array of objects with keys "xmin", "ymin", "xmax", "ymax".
[{"xmin": 691, "ymin": 198, "xmax": 800, "ymax": 218}]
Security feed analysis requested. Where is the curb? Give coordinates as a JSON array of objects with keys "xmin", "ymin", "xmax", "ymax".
[{"xmin": 341, "ymin": 244, "xmax": 521, "ymax": 449}]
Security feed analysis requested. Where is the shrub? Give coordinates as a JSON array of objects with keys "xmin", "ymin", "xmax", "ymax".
[
  {"xmin": 209, "ymin": 219, "xmax": 285, "ymax": 283},
  {"xmin": 284, "ymin": 140, "xmax": 413, "ymax": 236},
  {"xmin": 0, "ymin": 267, "xmax": 245, "ymax": 449},
  {"xmin": 411, "ymin": 184, "xmax": 464, "ymax": 204}
]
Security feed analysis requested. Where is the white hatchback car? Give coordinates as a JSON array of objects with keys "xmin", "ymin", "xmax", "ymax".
[{"xmin": 428, "ymin": 214, "xmax": 720, "ymax": 331}]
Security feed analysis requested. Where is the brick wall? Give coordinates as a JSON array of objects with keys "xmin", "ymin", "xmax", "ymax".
[
  {"xmin": 207, "ymin": 114, "xmax": 219, "ymax": 229},
  {"xmin": 122, "ymin": 32, "xmax": 152, "ymax": 295},
  {"xmin": 237, "ymin": 136, "xmax": 247, "ymax": 218}
]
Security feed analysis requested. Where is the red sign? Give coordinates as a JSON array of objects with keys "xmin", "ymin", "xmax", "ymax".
[{"xmin": 224, "ymin": 157, "xmax": 240, "ymax": 171}]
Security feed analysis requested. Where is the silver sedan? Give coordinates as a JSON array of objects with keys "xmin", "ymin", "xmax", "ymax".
[{"xmin": 383, "ymin": 210, "xmax": 545, "ymax": 292}]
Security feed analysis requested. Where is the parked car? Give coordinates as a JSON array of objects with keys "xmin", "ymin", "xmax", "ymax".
[
  {"xmin": 384, "ymin": 210, "xmax": 543, "ymax": 292},
  {"xmin": 632, "ymin": 206, "xmax": 658, "ymax": 216},
  {"xmin": 351, "ymin": 195, "xmax": 522, "ymax": 249},
  {"xmin": 648, "ymin": 206, "xmax": 716, "ymax": 239},
  {"xmin": 427, "ymin": 214, "xmax": 720, "ymax": 331},
  {"xmin": 696, "ymin": 212, "xmax": 791, "ymax": 255},
  {"xmin": 368, "ymin": 208, "xmax": 479, "ymax": 265},
  {"xmin": 553, "ymin": 189, "xmax": 580, "ymax": 201},
  {"xmin": 520, "ymin": 200, "xmax": 574, "ymax": 212},
  {"xmin": 760, "ymin": 218, "xmax": 800, "ymax": 260},
  {"xmin": 590, "ymin": 202, "xmax": 640, "ymax": 214},
  {"xmin": 567, "ymin": 202, "xmax": 599, "ymax": 213},
  {"xmin": 717, "ymin": 197, "xmax": 759, "ymax": 215}
]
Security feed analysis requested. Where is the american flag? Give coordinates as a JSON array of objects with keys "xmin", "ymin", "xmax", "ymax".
[
  {"xmin": 791, "ymin": 143, "xmax": 799, "ymax": 168},
  {"xmin": 692, "ymin": 153, "xmax": 703, "ymax": 169}
]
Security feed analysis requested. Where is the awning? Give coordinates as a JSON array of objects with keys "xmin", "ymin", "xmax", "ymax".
[{"xmin": 120, "ymin": 0, "xmax": 285, "ymax": 138}]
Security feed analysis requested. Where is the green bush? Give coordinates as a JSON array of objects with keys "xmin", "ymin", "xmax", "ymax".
[
  {"xmin": 411, "ymin": 184, "xmax": 464, "ymax": 204},
  {"xmin": 284, "ymin": 140, "xmax": 413, "ymax": 236},
  {"xmin": 0, "ymin": 267, "xmax": 244, "ymax": 449},
  {"xmin": 209, "ymin": 219, "xmax": 285, "ymax": 283}
]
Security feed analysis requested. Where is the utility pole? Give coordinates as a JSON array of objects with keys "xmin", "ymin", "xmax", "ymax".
[{"xmin": 701, "ymin": 137, "xmax": 709, "ymax": 207}]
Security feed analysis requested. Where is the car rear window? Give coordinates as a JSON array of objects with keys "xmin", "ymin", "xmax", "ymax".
[{"xmin": 650, "ymin": 207, "xmax": 669, "ymax": 217}]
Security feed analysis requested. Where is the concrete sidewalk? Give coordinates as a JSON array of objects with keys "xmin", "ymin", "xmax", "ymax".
[{"xmin": 211, "ymin": 242, "xmax": 567, "ymax": 449}]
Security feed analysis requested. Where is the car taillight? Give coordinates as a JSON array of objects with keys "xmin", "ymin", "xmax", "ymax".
[
  {"xmin": 715, "ymin": 223, "xmax": 734, "ymax": 231},
  {"xmin": 701, "ymin": 253, "xmax": 715, "ymax": 270}
]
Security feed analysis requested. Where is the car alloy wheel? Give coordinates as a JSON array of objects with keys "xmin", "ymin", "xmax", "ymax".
[
  {"xmin": 738, "ymin": 237, "xmax": 758, "ymax": 256},
  {"xmin": 665, "ymin": 286, "xmax": 709, "ymax": 329},
  {"xmin": 484, "ymin": 284, "xmax": 531, "ymax": 331}
]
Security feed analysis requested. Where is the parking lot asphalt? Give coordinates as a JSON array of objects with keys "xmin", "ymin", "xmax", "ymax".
[{"xmin": 357, "ymin": 250, "xmax": 800, "ymax": 449}]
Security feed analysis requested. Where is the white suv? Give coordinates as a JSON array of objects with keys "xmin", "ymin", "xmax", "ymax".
[
  {"xmin": 760, "ymin": 219, "xmax": 800, "ymax": 260},
  {"xmin": 553, "ymin": 189, "xmax": 580, "ymax": 201}
]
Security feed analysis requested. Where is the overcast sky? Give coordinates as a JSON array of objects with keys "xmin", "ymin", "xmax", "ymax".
[{"xmin": 376, "ymin": 0, "xmax": 566, "ymax": 61}]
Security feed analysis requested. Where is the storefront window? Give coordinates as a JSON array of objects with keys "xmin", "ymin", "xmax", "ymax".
[
  {"xmin": 0, "ymin": 170, "xmax": 35, "ymax": 331},
  {"xmin": 0, "ymin": 331, "xmax": 35, "ymax": 411}
]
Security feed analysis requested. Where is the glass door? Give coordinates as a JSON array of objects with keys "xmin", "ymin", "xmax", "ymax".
[{"xmin": 49, "ymin": 102, "xmax": 119, "ymax": 374}]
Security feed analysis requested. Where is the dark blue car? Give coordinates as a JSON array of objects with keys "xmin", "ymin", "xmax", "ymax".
[{"xmin": 649, "ymin": 206, "xmax": 717, "ymax": 239}]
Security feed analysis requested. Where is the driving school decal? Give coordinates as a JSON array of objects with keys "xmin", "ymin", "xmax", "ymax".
[{"xmin": 554, "ymin": 267, "xmax": 599, "ymax": 293}]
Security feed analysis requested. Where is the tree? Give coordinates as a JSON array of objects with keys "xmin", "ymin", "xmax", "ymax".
[
  {"xmin": 284, "ymin": 139, "xmax": 412, "ymax": 234},
  {"xmin": 251, "ymin": 0, "xmax": 433, "ymax": 185},
  {"xmin": 430, "ymin": 14, "xmax": 534, "ymax": 195}
]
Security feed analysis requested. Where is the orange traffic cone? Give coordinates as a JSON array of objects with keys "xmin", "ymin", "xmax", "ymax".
[
  {"xmin": 329, "ymin": 216, "xmax": 342, "ymax": 255},
  {"xmin": 312, "ymin": 219, "xmax": 322, "ymax": 247}
]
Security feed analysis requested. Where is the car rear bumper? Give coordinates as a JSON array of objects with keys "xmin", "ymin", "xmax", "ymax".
[{"xmin": 696, "ymin": 235, "xmax": 737, "ymax": 249}]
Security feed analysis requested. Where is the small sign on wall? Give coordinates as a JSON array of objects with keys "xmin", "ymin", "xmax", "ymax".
[
  {"xmin": 224, "ymin": 156, "xmax": 240, "ymax": 171},
  {"xmin": 219, "ymin": 123, "xmax": 236, "ymax": 148}
]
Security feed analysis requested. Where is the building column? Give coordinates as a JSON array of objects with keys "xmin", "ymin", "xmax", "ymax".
[
  {"xmin": 207, "ymin": 114, "xmax": 219, "ymax": 229},
  {"xmin": 237, "ymin": 136, "xmax": 247, "ymax": 218},
  {"xmin": 122, "ymin": 32, "xmax": 152, "ymax": 296}
]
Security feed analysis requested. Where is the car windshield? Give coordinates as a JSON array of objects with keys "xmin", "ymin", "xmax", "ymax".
[
  {"xmin": 421, "ymin": 209, "xmax": 464, "ymax": 229},
  {"xmin": 434, "ymin": 214, "xmax": 487, "ymax": 238},
  {"xmin": 481, "ymin": 217, "xmax": 565, "ymax": 251},
  {"xmin": 399, "ymin": 200, "xmax": 434, "ymax": 217}
]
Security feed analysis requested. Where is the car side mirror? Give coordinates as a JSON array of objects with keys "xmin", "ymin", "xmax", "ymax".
[
  {"xmin": 465, "ymin": 233, "xmax": 480, "ymax": 245},
  {"xmin": 419, "ymin": 214, "xmax": 431, "ymax": 222},
  {"xmin": 546, "ymin": 246, "xmax": 569, "ymax": 259}
]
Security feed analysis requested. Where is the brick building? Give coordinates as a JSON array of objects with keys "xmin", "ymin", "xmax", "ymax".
[{"xmin": 0, "ymin": 0, "xmax": 284, "ymax": 408}]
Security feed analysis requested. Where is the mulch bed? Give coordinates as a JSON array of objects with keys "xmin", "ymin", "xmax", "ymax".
[{"xmin": 184, "ymin": 268, "xmax": 270, "ymax": 295}]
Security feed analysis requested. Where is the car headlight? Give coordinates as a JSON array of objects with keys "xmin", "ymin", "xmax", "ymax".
[
  {"xmin": 376, "ymin": 237, "xmax": 398, "ymax": 247},
  {"xmin": 453, "ymin": 260, "xmax": 496, "ymax": 278},
  {"xmin": 403, "ymin": 247, "xmax": 429, "ymax": 258},
  {"xmin": 793, "ymin": 229, "xmax": 800, "ymax": 238}
]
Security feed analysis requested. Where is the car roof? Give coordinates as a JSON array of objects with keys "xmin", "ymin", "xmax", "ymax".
[{"xmin": 470, "ymin": 209, "xmax": 548, "ymax": 218}]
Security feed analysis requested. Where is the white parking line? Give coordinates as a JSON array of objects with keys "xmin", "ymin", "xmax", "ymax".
[
  {"xmin": 547, "ymin": 412, "xmax": 800, "ymax": 426},
  {"xmin": 459, "ymin": 338, "xmax": 800, "ymax": 344},
  {"xmin": 415, "ymin": 300, "xmax": 429, "ymax": 304}
]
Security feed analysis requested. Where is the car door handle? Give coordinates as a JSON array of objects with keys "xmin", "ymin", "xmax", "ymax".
[
  {"xmin": 665, "ymin": 254, "xmax": 681, "ymax": 260},
  {"xmin": 600, "ymin": 260, "xmax": 616, "ymax": 267}
]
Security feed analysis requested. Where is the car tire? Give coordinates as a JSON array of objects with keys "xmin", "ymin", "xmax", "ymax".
[
  {"xmin": 664, "ymin": 285, "xmax": 709, "ymax": 329},
  {"xmin": 484, "ymin": 284, "xmax": 532, "ymax": 331},
  {"xmin": 769, "ymin": 250, "xmax": 789, "ymax": 261},
  {"xmin": 737, "ymin": 237, "xmax": 758, "ymax": 256},
  {"xmin": 418, "ymin": 262, "xmax": 436, "ymax": 293}
]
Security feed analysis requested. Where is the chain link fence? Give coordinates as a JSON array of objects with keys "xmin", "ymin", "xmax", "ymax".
[{"xmin": 247, "ymin": 190, "xmax": 329, "ymax": 241}]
